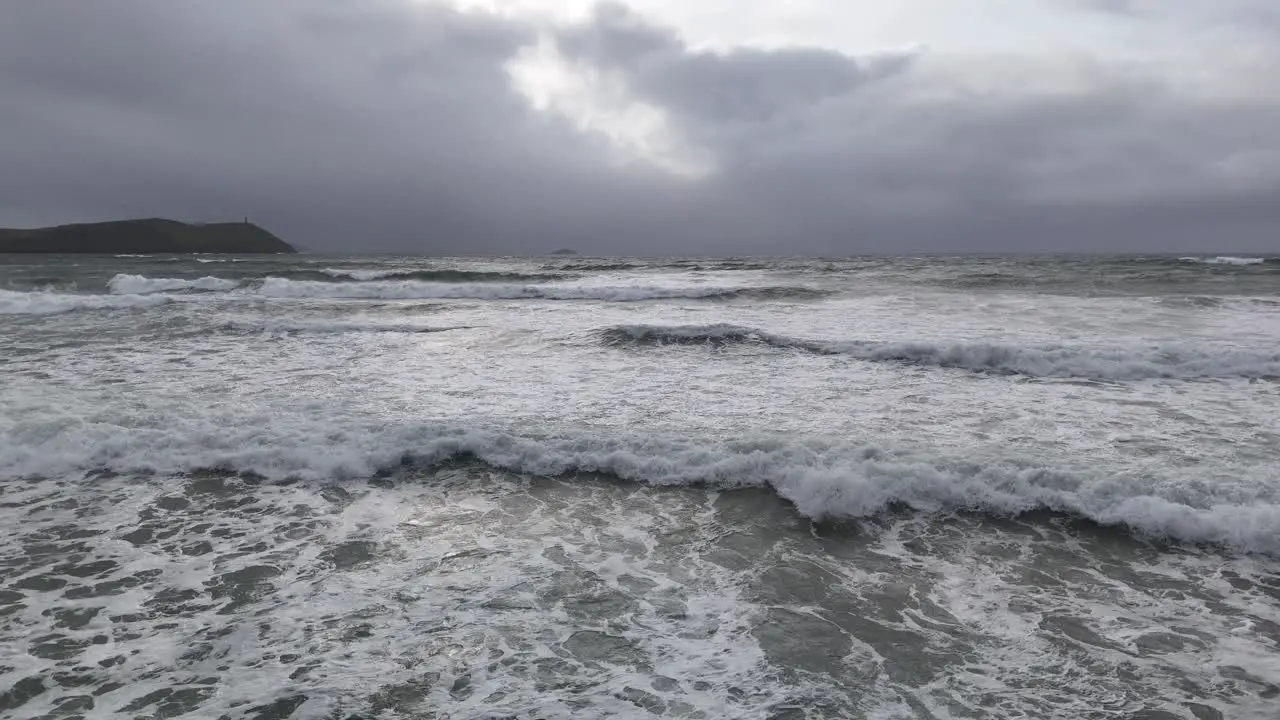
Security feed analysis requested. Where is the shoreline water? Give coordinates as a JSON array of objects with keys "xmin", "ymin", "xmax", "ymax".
[{"xmin": 3, "ymin": 254, "xmax": 1278, "ymax": 718}]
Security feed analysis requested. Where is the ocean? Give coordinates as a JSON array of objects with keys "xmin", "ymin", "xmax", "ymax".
[{"xmin": 1, "ymin": 253, "xmax": 1279, "ymax": 719}]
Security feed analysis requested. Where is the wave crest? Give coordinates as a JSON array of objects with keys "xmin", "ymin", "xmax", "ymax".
[
  {"xmin": 109, "ymin": 273, "xmax": 241, "ymax": 294},
  {"xmin": 602, "ymin": 324, "xmax": 1280, "ymax": 380},
  {"xmin": 4, "ymin": 420, "xmax": 1276, "ymax": 554},
  {"xmin": 259, "ymin": 278, "xmax": 827, "ymax": 302},
  {"xmin": 220, "ymin": 320, "xmax": 472, "ymax": 335},
  {"xmin": 0, "ymin": 288, "xmax": 171, "ymax": 315},
  {"xmin": 1178, "ymin": 256, "xmax": 1271, "ymax": 266},
  {"xmin": 548, "ymin": 262, "xmax": 642, "ymax": 272},
  {"xmin": 319, "ymin": 268, "xmax": 567, "ymax": 282}
]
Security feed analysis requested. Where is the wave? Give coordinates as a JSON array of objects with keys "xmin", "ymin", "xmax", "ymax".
[
  {"xmin": 259, "ymin": 278, "xmax": 829, "ymax": 302},
  {"xmin": 4, "ymin": 420, "xmax": 1276, "ymax": 554},
  {"xmin": 549, "ymin": 262, "xmax": 643, "ymax": 272},
  {"xmin": 603, "ymin": 324, "xmax": 787, "ymax": 349},
  {"xmin": 1178, "ymin": 256, "xmax": 1270, "ymax": 266},
  {"xmin": 546, "ymin": 260, "xmax": 778, "ymax": 272},
  {"xmin": 601, "ymin": 324, "xmax": 1280, "ymax": 380},
  {"xmin": 220, "ymin": 320, "xmax": 473, "ymax": 335},
  {"xmin": 319, "ymin": 268, "xmax": 566, "ymax": 283},
  {"xmin": 109, "ymin": 273, "xmax": 241, "ymax": 294},
  {"xmin": 0, "ymin": 288, "xmax": 171, "ymax": 315},
  {"xmin": 5, "ymin": 276, "xmax": 70, "ymax": 291}
]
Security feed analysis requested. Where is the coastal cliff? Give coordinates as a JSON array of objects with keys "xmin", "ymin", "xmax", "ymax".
[{"xmin": 0, "ymin": 218, "xmax": 296, "ymax": 254}]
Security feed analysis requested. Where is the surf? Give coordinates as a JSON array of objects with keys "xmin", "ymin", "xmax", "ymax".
[
  {"xmin": 0, "ymin": 287, "xmax": 172, "ymax": 315},
  {"xmin": 3, "ymin": 418, "xmax": 1276, "ymax": 555},
  {"xmin": 108, "ymin": 273, "xmax": 241, "ymax": 294},
  {"xmin": 257, "ymin": 277, "xmax": 829, "ymax": 302},
  {"xmin": 318, "ymin": 268, "xmax": 568, "ymax": 282},
  {"xmin": 601, "ymin": 324, "xmax": 1280, "ymax": 380}
]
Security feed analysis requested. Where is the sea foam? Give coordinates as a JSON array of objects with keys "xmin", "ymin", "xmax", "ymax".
[
  {"xmin": 1178, "ymin": 256, "xmax": 1269, "ymax": 266},
  {"xmin": 1, "ymin": 417, "xmax": 1276, "ymax": 554},
  {"xmin": 258, "ymin": 277, "xmax": 826, "ymax": 302},
  {"xmin": 108, "ymin": 273, "xmax": 241, "ymax": 294},
  {"xmin": 0, "ymin": 288, "xmax": 171, "ymax": 315},
  {"xmin": 319, "ymin": 268, "xmax": 566, "ymax": 282},
  {"xmin": 221, "ymin": 319, "xmax": 472, "ymax": 335},
  {"xmin": 602, "ymin": 324, "xmax": 1280, "ymax": 380}
]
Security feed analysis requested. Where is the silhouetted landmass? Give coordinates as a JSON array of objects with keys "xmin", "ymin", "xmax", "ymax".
[
  {"xmin": 549, "ymin": 248, "xmax": 578, "ymax": 255},
  {"xmin": 0, "ymin": 218, "xmax": 296, "ymax": 254}
]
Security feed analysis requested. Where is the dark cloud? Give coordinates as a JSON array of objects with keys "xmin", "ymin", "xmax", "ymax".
[
  {"xmin": 1068, "ymin": 0, "xmax": 1142, "ymax": 14},
  {"xmin": 1, "ymin": 0, "xmax": 1277, "ymax": 254},
  {"xmin": 557, "ymin": 4, "xmax": 910, "ymax": 127}
]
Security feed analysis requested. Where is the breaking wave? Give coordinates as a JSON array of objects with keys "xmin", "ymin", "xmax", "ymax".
[
  {"xmin": 601, "ymin": 324, "xmax": 1280, "ymax": 380},
  {"xmin": 259, "ymin": 278, "xmax": 828, "ymax": 302},
  {"xmin": 547, "ymin": 260, "xmax": 779, "ymax": 272},
  {"xmin": 1178, "ymin": 256, "xmax": 1270, "ymax": 266},
  {"xmin": 3, "ymin": 419, "xmax": 1276, "ymax": 554},
  {"xmin": 109, "ymin": 273, "xmax": 241, "ymax": 294},
  {"xmin": 320, "ymin": 268, "xmax": 567, "ymax": 282},
  {"xmin": 549, "ymin": 262, "xmax": 643, "ymax": 272},
  {"xmin": 0, "ymin": 288, "xmax": 171, "ymax": 315},
  {"xmin": 220, "ymin": 319, "xmax": 473, "ymax": 335}
]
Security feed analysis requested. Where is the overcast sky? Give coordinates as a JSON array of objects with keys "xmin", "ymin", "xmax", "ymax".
[{"xmin": 2, "ymin": 0, "xmax": 1278, "ymax": 254}]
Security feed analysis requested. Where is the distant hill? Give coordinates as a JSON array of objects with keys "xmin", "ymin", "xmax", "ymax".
[
  {"xmin": 0, "ymin": 218, "xmax": 296, "ymax": 254},
  {"xmin": 549, "ymin": 248, "xmax": 578, "ymax": 256}
]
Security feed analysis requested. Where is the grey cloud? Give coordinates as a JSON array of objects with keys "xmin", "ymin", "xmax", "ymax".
[
  {"xmin": 1, "ymin": 0, "xmax": 1277, "ymax": 254},
  {"xmin": 557, "ymin": 4, "xmax": 911, "ymax": 127},
  {"xmin": 0, "ymin": 1, "xmax": 696, "ymax": 252},
  {"xmin": 1067, "ymin": 0, "xmax": 1141, "ymax": 14},
  {"xmin": 1067, "ymin": 0, "xmax": 1280, "ymax": 30},
  {"xmin": 556, "ymin": 2, "xmax": 682, "ymax": 63},
  {"xmin": 555, "ymin": 8, "xmax": 1280, "ymax": 236}
]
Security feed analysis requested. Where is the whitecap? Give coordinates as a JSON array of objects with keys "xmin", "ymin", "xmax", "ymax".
[
  {"xmin": 2, "ymin": 418, "xmax": 1276, "ymax": 554},
  {"xmin": 108, "ymin": 273, "xmax": 241, "ymax": 294},
  {"xmin": 0, "ymin": 288, "xmax": 171, "ymax": 315},
  {"xmin": 602, "ymin": 324, "xmax": 1280, "ymax": 380},
  {"xmin": 1179, "ymin": 256, "xmax": 1267, "ymax": 266},
  {"xmin": 257, "ymin": 277, "xmax": 825, "ymax": 302}
]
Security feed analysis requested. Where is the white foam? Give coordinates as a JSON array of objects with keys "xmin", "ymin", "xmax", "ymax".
[
  {"xmin": 2, "ymin": 414, "xmax": 1277, "ymax": 554},
  {"xmin": 317, "ymin": 267, "xmax": 569, "ymax": 283},
  {"xmin": 258, "ymin": 277, "xmax": 814, "ymax": 302},
  {"xmin": 223, "ymin": 319, "xmax": 470, "ymax": 335},
  {"xmin": 320, "ymin": 267, "xmax": 400, "ymax": 280},
  {"xmin": 823, "ymin": 340, "xmax": 1280, "ymax": 380},
  {"xmin": 108, "ymin": 273, "xmax": 241, "ymax": 294},
  {"xmin": 604, "ymin": 324, "xmax": 1280, "ymax": 380},
  {"xmin": 0, "ymin": 288, "xmax": 170, "ymax": 315},
  {"xmin": 1179, "ymin": 256, "xmax": 1268, "ymax": 266},
  {"xmin": 0, "ymin": 465, "xmax": 816, "ymax": 718}
]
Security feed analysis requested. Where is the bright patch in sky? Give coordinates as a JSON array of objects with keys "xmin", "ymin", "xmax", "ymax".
[
  {"xmin": 433, "ymin": 0, "xmax": 1279, "ymax": 178},
  {"xmin": 437, "ymin": 0, "xmax": 1162, "ymax": 55},
  {"xmin": 434, "ymin": 0, "xmax": 1280, "ymax": 59},
  {"xmin": 505, "ymin": 37, "xmax": 709, "ymax": 177}
]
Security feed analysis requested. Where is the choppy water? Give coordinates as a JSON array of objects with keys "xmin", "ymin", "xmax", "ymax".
[{"xmin": 2, "ymin": 253, "xmax": 1279, "ymax": 719}]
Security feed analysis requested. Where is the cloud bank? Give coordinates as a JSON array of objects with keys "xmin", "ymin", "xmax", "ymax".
[{"xmin": 1, "ymin": 0, "xmax": 1277, "ymax": 254}]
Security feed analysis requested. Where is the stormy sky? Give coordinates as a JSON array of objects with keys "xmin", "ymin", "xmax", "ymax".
[{"xmin": 2, "ymin": 1, "xmax": 1278, "ymax": 255}]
